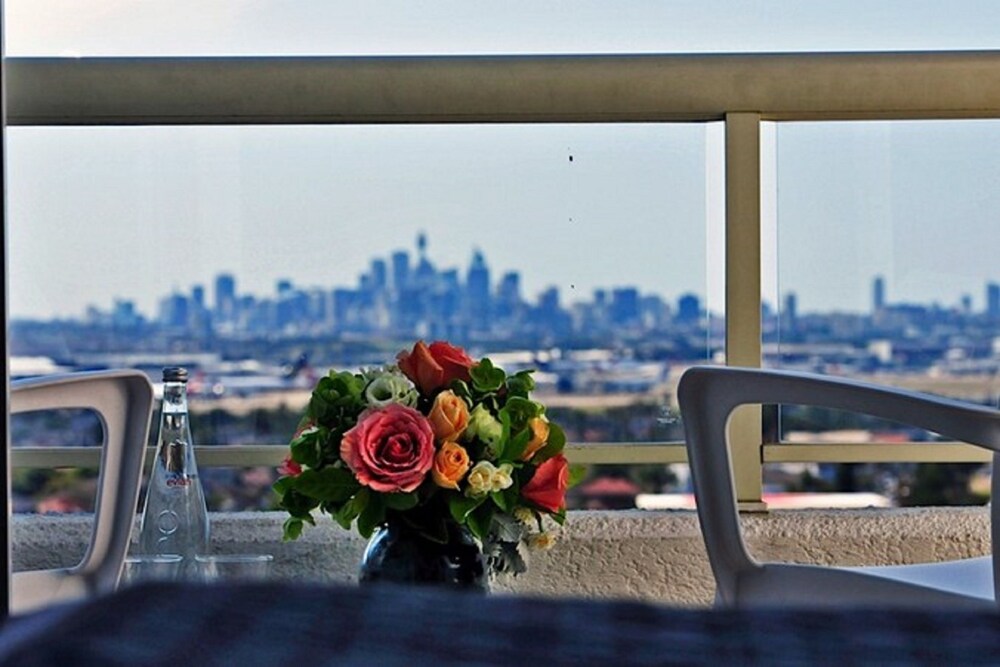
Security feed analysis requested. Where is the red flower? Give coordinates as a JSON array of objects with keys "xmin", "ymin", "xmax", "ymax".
[
  {"xmin": 340, "ymin": 404, "xmax": 435, "ymax": 493},
  {"xmin": 396, "ymin": 340, "xmax": 475, "ymax": 396},
  {"xmin": 278, "ymin": 455, "xmax": 303, "ymax": 478},
  {"xmin": 521, "ymin": 454, "xmax": 569, "ymax": 513}
]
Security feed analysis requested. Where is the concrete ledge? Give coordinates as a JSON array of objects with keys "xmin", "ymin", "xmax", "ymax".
[{"xmin": 12, "ymin": 507, "xmax": 990, "ymax": 606}]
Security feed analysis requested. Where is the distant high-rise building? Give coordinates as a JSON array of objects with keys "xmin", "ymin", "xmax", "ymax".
[
  {"xmin": 873, "ymin": 275, "xmax": 886, "ymax": 312},
  {"xmin": 158, "ymin": 293, "xmax": 190, "ymax": 330},
  {"xmin": 784, "ymin": 292, "xmax": 798, "ymax": 322},
  {"xmin": 495, "ymin": 271, "xmax": 522, "ymax": 321},
  {"xmin": 214, "ymin": 273, "xmax": 236, "ymax": 321},
  {"xmin": 611, "ymin": 288, "xmax": 640, "ymax": 325},
  {"xmin": 782, "ymin": 292, "xmax": 798, "ymax": 333},
  {"xmin": 370, "ymin": 259, "xmax": 388, "ymax": 291},
  {"xmin": 391, "ymin": 251, "xmax": 410, "ymax": 293},
  {"xmin": 677, "ymin": 293, "xmax": 701, "ymax": 323},
  {"xmin": 465, "ymin": 250, "xmax": 491, "ymax": 321},
  {"xmin": 191, "ymin": 285, "xmax": 204, "ymax": 306},
  {"xmin": 987, "ymin": 282, "xmax": 1000, "ymax": 318},
  {"xmin": 498, "ymin": 272, "xmax": 521, "ymax": 303}
]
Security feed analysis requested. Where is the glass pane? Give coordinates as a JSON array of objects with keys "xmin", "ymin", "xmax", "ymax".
[
  {"xmin": 9, "ymin": 123, "xmax": 719, "ymax": 509},
  {"xmin": 12, "ymin": 408, "xmax": 101, "ymax": 515},
  {"xmin": 767, "ymin": 119, "xmax": 1000, "ymax": 507}
]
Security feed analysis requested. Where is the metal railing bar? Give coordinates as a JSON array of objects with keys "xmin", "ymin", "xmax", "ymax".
[
  {"xmin": 13, "ymin": 441, "xmax": 992, "ymax": 469},
  {"xmin": 8, "ymin": 51, "xmax": 1000, "ymax": 126},
  {"xmin": 764, "ymin": 442, "xmax": 992, "ymax": 464}
]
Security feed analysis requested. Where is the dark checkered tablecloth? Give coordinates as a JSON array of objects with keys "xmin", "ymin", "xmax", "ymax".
[{"xmin": 2, "ymin": 582, "xmax": 1000, "ymax": 666}]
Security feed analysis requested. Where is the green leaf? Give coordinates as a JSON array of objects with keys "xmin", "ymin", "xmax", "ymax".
[
  {"xmin": 466, "ymin": 502, "xmax": 495, "ymax": 541},
  {"xmin": 290, "ymin": 428, "xmax": 326, "ymax": 469},
  {"xmin": 503, "ymin": 427, "xmax": 532, "ymax": 462},
  {"xmin": 568, "ymin": 464, "xmax": 587, "ymax": 489},
  {"xmin": 293, "ymin": 467, "xmax": 361, "ymax": 503},
  {"xmin": 490, "ymin": 489, "xmax": 511, "ymax": 512},
  {"xmin": 307, "ymin": 371, "xmax": 366, "ymax": 425},
  {"xmin": 272, "ymin": 476, "xmax": 295, "ymax": 497},
  {"xmin": 449, "ymin": 494, "xmax": 484, "ymax": 525},
  {"xmin": 334, "ymin": 488, "xmax": 369, "ymax": 529},
  {"xmin": 536, "ymin": 422, "xmax": 567, "ymax": 460},
  {"xmin": 357, "ymin": 494, "xmax": 386, "ymax": 538},
  {"xmin": 384, "ymin": 492, "xmax": 419, "ymax": 511},
  {"xmin": 505, "ymin": 369, "xmax": 536, "ymax": 399},
  {"xmin": 550, "ymin": 508, "xmax": 567, "ymax": 525},
  {"xmin": 491, "ymin": 512, "xmax": 526, "ymax": 543},
  {"xmin": 282, "ymin": 517, "xmax": 304, "ymax": 541},
  {"xmin": 499, "ymin": 397, "xmax": 542, "ymax": 433},
  {"xmin": 470, "ymin": 358, "xmax": 506, "ymax": 393},
  {"xmin": 278, "ymin": 489, "xmax": 321, "ymax": 520},
  {"xmin": 450, "ymin": 379, "xmax": 473, "ymax": 404}
]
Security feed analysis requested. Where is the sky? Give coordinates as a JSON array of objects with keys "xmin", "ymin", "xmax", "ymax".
[{"xmin": 4, "ymin": 1, "xmax": 1000, "ymax": 320}]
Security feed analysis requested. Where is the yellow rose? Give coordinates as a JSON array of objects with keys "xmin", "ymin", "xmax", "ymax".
[
  {"xmin": 466, "ymin": 460, "xmax": 496, "ymax": 496},
  {"xmin": 427, "ymin": 390, "xmax": 470, "ymax": 443},
  {"xmin": 490, "ymin": 462, "xmax": 514, "ymax": 492},
  {"xmin": 432, "ymin": 441, "xmax": 471, "ymax": 490},
  {"xmin": 520, "ymin": 417, "xmax": 550, "ymax": 461}
]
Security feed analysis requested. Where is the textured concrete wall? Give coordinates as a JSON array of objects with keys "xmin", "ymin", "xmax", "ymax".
[{"xmin": 12, "ymin": 507, "xmax": 990, "ymax": 606}]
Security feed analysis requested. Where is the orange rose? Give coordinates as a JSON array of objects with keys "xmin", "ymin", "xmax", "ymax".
[
  {"xmin": 521, "ymin": 454, "xmax": 569, "ymax": 513},
  {"xmin": 432, "ymin": 441, "xmax": 471, "ymax": 489},
  {"xmin": 397, "ymin": 340, "xmax": 475, "ymax": 396},
  {"xmin": 427, "ymin": 390, "xmax": 470, "ymax": 442},
  {"xmin": 520, "ymin": 417, "xmax": 550, "ymax": 461}
]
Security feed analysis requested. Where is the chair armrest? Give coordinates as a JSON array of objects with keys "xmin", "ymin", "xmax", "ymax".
[
  {"xmin": 678, "ymin": 365, "xmax": 1000, "ymax": 603},
  {"xmin": 10, "ymin": 370, "xmax": 154, "ymax": 613}
]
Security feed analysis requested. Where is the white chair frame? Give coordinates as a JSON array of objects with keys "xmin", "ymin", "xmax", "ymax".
[
  {"xmin": 10, "ymin": 370, "xmax": 153, "ymax": 614},
  {"xmin": 678, "ymin": 365, "xmax": 1000, "ymax": 609}
]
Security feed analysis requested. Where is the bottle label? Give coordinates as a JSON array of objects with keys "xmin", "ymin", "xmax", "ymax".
[{"xmin": 164, "ymin": 472, "xmax": 193, "ymax": 488}]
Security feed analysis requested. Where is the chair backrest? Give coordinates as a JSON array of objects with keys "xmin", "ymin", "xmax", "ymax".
[
  {"xmin": 678, "ymin": 365, "xmax": 1000, "ymax": 607},
  {"xmin": 9, "ymin": 370, "xmax": 154, "ymax": 614}
]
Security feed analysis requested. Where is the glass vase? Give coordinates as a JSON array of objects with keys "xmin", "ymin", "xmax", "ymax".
[{"xmin": 358, "ymin": 520, "xmax": 488, "ymax": 593}]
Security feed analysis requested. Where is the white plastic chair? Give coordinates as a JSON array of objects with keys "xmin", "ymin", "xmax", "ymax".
[
  {"xmin": 678, "ymin": 365, "xmax": 1000, "ymax": 609},
  {"xmin": 10, "ymin": 370, "xmax": 154, "ymax": 614}
]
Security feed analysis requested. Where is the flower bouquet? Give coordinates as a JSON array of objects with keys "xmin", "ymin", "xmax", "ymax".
[{"xmin": 274, "ymin": 340, "xmax": 576, "ymax": 576}]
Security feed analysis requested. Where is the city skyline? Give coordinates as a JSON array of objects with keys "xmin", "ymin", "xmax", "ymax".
[{"xmin": 17, "ymin": 232, "xmax": 999, "ymax": 329}]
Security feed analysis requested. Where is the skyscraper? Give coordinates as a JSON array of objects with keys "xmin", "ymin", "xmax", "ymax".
[
  {"xmin": 987, "ymin": 282, "xmax": 1000, "ymax": 319},
  {"xmin": 465, "ymin": 249, "xmax": 491, "ymax": 321},
  {"xmin": 391, "ymin": 251, "xmax": 410, "ymax": 293},
  {"xmin": 677, "ymin": 293, "xmax": 701, "ymax": 323},
  {"xmin": 873, "ymin": 275, "xmax": 886, "ymax": 312},
  {"xmin": 214, "ymin": 273, "xmax": 236, "ymax": 321}
]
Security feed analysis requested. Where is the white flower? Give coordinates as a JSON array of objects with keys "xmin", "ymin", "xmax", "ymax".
[
  {"xmin": 490, "ymin": 463, "xmax": 514, "ymax": 492},
  {"xmin": 466, "ymin": 460, "xmax": 497, "ymax": 496},
  {"xmin": 364, "ymin": 370, "xmax": 418, "ymax": 408}
]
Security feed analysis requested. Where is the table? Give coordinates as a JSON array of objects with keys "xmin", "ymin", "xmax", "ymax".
[{"xmin": 2, "ymin": 582, "xmax": 1000, "ymax": 665}]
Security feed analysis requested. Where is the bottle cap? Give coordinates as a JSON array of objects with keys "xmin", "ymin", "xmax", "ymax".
[{"xmin": 162, "ymin": 367, "xmax": 189, "ymax": 383}]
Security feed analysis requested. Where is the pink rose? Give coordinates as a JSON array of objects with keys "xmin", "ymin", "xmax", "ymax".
[
  {"xmin": 340, "ymin": 403, "xmax": 435, "ymax": 493},
  {"xmin": 397, "ymin": 340, "xmax": 475, "ymax": 396},
  {"xmin": 277, "ymin": 455, "xmax": 303, "ymax": 477},
  {"xmin": 521, "ymin": 454, "xmax": 569, "ymax": 513}
]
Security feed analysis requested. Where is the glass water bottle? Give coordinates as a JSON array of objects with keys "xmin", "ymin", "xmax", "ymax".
[{"xmin": 137, "ymin": 367, "xmax": 210, "ymax": 576}]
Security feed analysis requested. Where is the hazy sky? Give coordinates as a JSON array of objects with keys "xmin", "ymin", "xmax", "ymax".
[{"xmin": 5, "ymin": 1, "xmax": 1000, "ymax": 319}]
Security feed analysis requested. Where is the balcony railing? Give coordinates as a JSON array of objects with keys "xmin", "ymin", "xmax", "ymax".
[{"xmin": 7, "ymin": 51, "xmax": 1000, "ymax": 504}]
